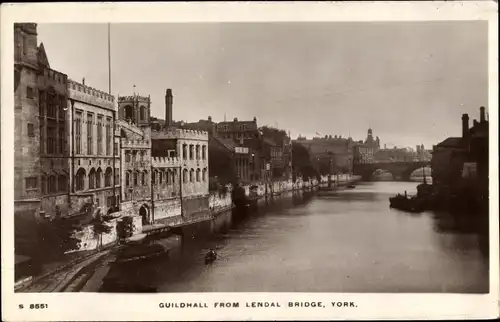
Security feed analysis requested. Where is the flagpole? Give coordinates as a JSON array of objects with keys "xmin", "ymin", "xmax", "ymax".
[{"xmin": 108, "ymin": 23, "xmax": 111, "ymax": 94}]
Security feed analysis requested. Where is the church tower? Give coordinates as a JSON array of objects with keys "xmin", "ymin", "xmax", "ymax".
[{"xmin": 118, "ymin": 94, "xmax": 151, "ymax": 126}]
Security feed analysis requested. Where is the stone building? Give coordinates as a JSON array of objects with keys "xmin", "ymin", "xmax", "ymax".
[
  {"xmin": 14, "ymin": 23, "xmax": 70, "ymax": 222},
  {"xmin": 216, "ymin": 117, "xmax": 260, "ymax": 140},
  {"xmin": 67, "ymin": 79, "xmax": 120, "ymax": 217},
  {"xmin": 116, "ymin": 95, "xmax": 153, "ymax": 224},
  {"xmin": 296, "ymin": 134, "xmax": 354, "ymax": 173}
]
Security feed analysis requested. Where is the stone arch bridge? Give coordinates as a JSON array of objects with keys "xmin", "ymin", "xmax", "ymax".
[{"xmin": 353, "ymin": 161, "xmax": 430, "ymax": 181}]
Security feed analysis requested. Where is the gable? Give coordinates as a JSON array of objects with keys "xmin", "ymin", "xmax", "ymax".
[{"xmin": 37, "ymin": 42, "xmax": 50, "ymax": 69}]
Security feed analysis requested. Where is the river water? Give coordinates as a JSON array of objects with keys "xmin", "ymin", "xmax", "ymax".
[{"xmin": 101, "ymin": 181, "xmax": 489, "ymax": 293}]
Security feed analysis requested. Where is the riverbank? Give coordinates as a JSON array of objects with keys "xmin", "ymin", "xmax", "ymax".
[{"xmin": 99, "ymin": 181, "xmax": 489, "ymax": 293}]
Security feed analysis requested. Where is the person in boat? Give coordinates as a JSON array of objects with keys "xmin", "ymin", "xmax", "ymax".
[{"xmin": 205, "ymin": 249, "xmax": 217, "ymax": 262}]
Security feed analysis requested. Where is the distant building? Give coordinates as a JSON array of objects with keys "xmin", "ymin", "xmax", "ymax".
[{"xmin": 431, "ymin": 107, "xmax": 489, "ymax": 210}]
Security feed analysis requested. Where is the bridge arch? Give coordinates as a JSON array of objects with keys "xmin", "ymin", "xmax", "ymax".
[
  {"xmin": 139, "ymin": 204, "xmax": 150, "ymax": 225},
  {"xmin": 353, "ymin": 161, "xmax": 430, "ymax": 181}
]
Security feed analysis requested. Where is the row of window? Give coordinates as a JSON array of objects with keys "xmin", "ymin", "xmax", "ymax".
[
  {"xmin": 124, "ymin": 150, "xmax": 148, "ymax": 162},
  {"xmin": 75, "ymin": 167, "xmax": 117, "ymax": 192},
  {"xmin": 182, "ymin": 144, "xmax": 207, "ymax": 160},
  {"xmin": 24, "ymin": 175, "xmax": 67, "ymax": 194},
  {"xmin": 74, "ymin": 110, "xmax": 113, "ymax": 156}
]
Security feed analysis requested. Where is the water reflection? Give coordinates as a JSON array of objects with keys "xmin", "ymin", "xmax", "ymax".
[{"xmin": 101, "ymin": 181, "xmax": 489, "ymax": 293}]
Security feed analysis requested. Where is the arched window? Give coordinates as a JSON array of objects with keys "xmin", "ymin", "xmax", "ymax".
[
  {"xmin": 189, "ymin": 145, "xmax": 194, "ymax": 160},
  {"xmin": 196, "ymin": 145, "xmax": 200, "ymax": 160},
  {"xmin": 140, "ymin": 106, "xmax": 146, "ymax": 121},
  {"xmin": 183, "ymin": 144, "xmax": 188, "ymax": 160},
  {"xmin": 48, "ymin": 175, "xmax": 57, "ymax": 193},
  {"xmin": 166, "ymin": 170, "xmax": 171, "ymax": 184},
  {"xmin": 41, "ymin": 176, "xmax": 47, "ymax": 194},
  {"xmin": 133, "ymin": 171, "xmax": 138, "ymax": 185},
  {"xmin": 171, "ymin": 170, "xmax": 176, "ymax": 184},
  {"xmin": 142, "ymin": 171, "xmax": 147, "ymax": 185},
  {"xmin": 125, "ymin": 151, "xmax": 131, "ymax": 162},
  {"xmin": 196, "ymin": 168, "xmax": 201, "ymax": 182},
  {"xmin": 105, "ymin": 167, "xmax": 112, "ymax": 187},
  {"xmin": 152, "ymin": 170, "xmax": 157, "ymax": 185},
  {"xmin": 159, "ymin": 171, "xmax": 163, "ymax": 185},
  {"xmin": 58, "ymin": 175, "xmax": 66, "ymax": 192},
  {"xmin": 183, "ymin": 168, "xmax": 188, "ymax": 182},
  {"xmin": 76, "ymin": 168, "xmax": 86, "ymax": 191},
  {"xmin": 124, "ymin": 105, "xmax": 134, "ymax": 121},
  {"xmin": 88, "ymin": 168, "xmax": 96, "ymax": 189},
  {"xmin": 202, "ymin": 168, "xmax": 207, "ymax": 181},
  {"xmin": 202, "ymin": 145, "xmax": 207, "ymax": 160},
  {"xmin": 96, "ymin": 168, "xmax": 102, "ymax": 188},
  {"xmin": 126, "ymin": 171, "xmax": 131, "ymax": 186},
  {"xmin": 189, "ymin": 168, "xmax": 194, "ymax": 182}
]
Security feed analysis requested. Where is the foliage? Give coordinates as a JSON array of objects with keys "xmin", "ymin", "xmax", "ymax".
[
  {"xmin": 292, "ymin": 142, "xmax": 319, "ymax": 180},
  {"xmin": 91, "ymin": 209, "xmax": 115, "ymax": 250},
  {"xmin": 33, "ymin": 216, "xmax": 82, "ymax": 261},
  {"xmin": 117, "ymin": 216, "xmax": 134, "ymax": 240}
]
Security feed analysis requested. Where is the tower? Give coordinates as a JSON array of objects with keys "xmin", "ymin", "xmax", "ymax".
[
  {"xmin": 165, "ymin": 88, "xmax": 173, "ymax": 128},
  {"xmin": 118, "ymin": 94, "xmax": 151, "ymax": 126}
]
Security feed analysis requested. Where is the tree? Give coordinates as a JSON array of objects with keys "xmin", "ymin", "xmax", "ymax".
[
  {"xmin": 292, "ymin": 142, "xmax": 319, "ymax": 180},
  {"xmin": 117, "ymin": 216, "xmax": 134, "ymax": 240},
  {"xmin": 90, "ymin": 210, "xmax": 115, "ymax": 251}
]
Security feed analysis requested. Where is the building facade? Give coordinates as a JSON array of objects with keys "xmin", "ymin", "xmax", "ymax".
[
  {"xmin": 67, "ymin": 79, "xmax": 120, "ymax": 217},
  {"xmin": 14, "ymin": 23, "xmax": 70, "ymax": 222}
]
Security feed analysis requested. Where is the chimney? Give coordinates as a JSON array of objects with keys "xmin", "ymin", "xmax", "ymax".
[
  {"xmin": 208, "ymin": 116, "xmax": 212, "ymax": 122},
  {"xmin": 82, "ymin": 77, "xmax": 85, "ymax": 85},
  {"xmin": 462, "ymin": 113, "xmax": 469, "ymax": 139},
  {"xmin": 480, "ymin": 106, "xmax": 486, "ymax": 123},
  {"xmin": 165, "ymin": 89, "xmax": 173, "ymax": 128}
]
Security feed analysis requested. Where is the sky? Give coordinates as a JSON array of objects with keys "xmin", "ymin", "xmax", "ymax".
[{"xmin": 37, "ymin": 22, "xmax": 488, "ymax": 149}]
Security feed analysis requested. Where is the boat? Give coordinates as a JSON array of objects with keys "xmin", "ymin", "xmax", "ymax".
[
  {"xmin": 204, "ymin": 252, "xmax": 217, "ymax": 265},
  {"xmin": 346, "ymin": 184, "xmax": 356, "ymax": 189},
  {"xmin": 114, "ymin": 242, "xmax": 169, "ymax": 264},
  {"xmin": 389, "ymin": 191, "xmax": 425, "ymax": 213}
]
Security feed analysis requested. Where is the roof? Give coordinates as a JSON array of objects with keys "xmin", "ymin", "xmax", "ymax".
[
  {"xmin": 37, "ymin": 43, "xmax": 50, "ymax": 68},
  {"xmin": 212, "ymin": 136, "xmax": 237, "ymax": 152},
  {"xmin": 262, "ymin": 137, "xmax": 277, "ymax": 147},
  {"xmin": 437, "ymin": 137, "xmax": 463, "ymax": 148}
]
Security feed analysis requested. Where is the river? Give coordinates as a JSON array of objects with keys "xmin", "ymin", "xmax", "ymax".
[{"xmin": 101, "ymin": 181, "xmax": 489, "ymax": 293}]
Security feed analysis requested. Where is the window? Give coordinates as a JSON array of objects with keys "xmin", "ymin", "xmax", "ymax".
[
  {"xmin": 58, "ymin": 175, "xmax": 66, "ymax": 192},
  {"xmin": 133, "ymin": 171, "xmax": 138, "ymax": 186},
  {"xmin": 171, "ymin": 170, "xmax": 176, "ymax": 184},
  {"xmin": 202, "ymin": 145, "xmax": 206, "ymax": 160},
  {"xmin": 48, "ymin": 175, "xmax": 57, "ymax": 193},
  {"xmin": 114, "ymin": 142, "xmax": 118, "ymax": 156},
  {"xmin": 75, "ymin": 169, "xmax": 86, "ymax": 191},
  {"xmin": 196, "ymin": 145, "xmax": 200, "ymax": 160},
  {"xmin": 75, "ymin": 111, "xmax": 82, "ymax": 154},
  {"xmin": 125, "ymin": 151, "xmax": 131, "ymax": 162},
  {"xmin": 97, "ymin": 115, "xmax": 103, "ymax": 155},
  {"xmin": 165, "ymin": 170, "xmax": 170, "ymax": 184},
  {"xmin": 88, "ymin": 169, "xmax": 96, "ymax": 189},
  {"xmin": 142, "ymin": 171, "xmax": 148, "ymax": 185},
  {"xmin": 47, "ymin": 124, "xmax": 56, "ymax": 154},
  {"xmin": 87, "ymin": 113, "xmax": 93, "ymax": 155},
  {"xmin": 126, "ymin": 171, "xmax": 130, "ymax": 186},
  {"xmin": 27, "ymin": 123, "xmax": 34, "ymax": 137},
  {"xmin": 59, "ymin": 95, "xmax": 66, "ymax": 120},
  {"xmin": 47, "ymin": 93, "xmax": 56, "ymax": 118},
  {"xmin": 105, "ymin": 168, "xmax": 112, "ymax": 187},
  {"xmin": 96, "ymin": 168, "xmax": 102, "ymax": 188},
  {"xmin": 25, "ymin": 177, "xmax": 37, "ymax": 190},
  {"xmin": 39, "ymin": 121, "xmax": 45, "ymax": 154},
  {"xmin": 152, "ymin": 171, "xmax": 156, "ymax": 185},
  {"xmin": 202, "ymin": 168, "xmax": 207, "ymax": 181},
  {"xmin": 59, "ymin": 123, "xmax": 65, "ymax": 154},
  {"xmin": 114, "ymin": 168, "xmax": 119, "ymax": 186},
  {"xmin": 196, "ymin": 168, "xmax": 200, "ymax": 182},
  {"xmin": 189, "ymin": 168, "xmax": 194, "ymax": 182},
  {"xmin": 159, "ymin": 171, "xmax": 163, "ymax": 185},
  {"xmin": 41, "ymin": 176, "xmax": 47, "ymax": 194},
  {"xmin": 38, "ymin": 90, "xmax": 45, "ymax": 116},
  {"xmin": 106, "ymin": 118, "xmax": 112, "ymax": 156},
  {"xmin": 189, "ymin": 145, "xmax": 194, "ymax": 160},
  {"xmin": 140, "ymin": 106, "xmax": 146, "ymax": 121},
  {"xmin": 183, "ymin": 169, "xmax": 188, "ymax": 182},
  {"xmin": 26, "ymin": 86, "xmax": 34, "ymax": 99}
]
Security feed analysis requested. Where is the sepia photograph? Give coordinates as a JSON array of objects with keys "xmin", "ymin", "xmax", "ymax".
[{"xmin": 2, "ymin": 2, "xmax": 498, "ymax": 321}]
